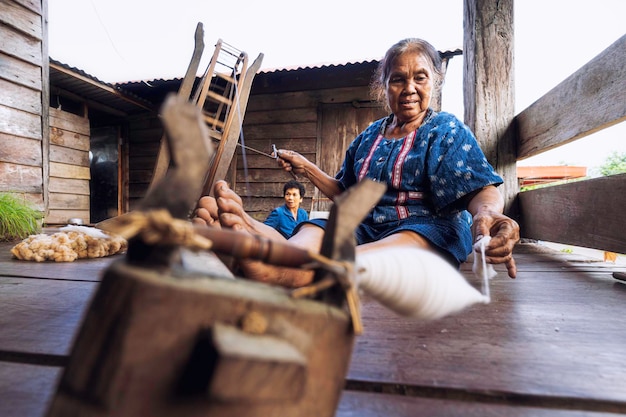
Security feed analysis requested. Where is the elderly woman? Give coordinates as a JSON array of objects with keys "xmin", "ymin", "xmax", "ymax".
[{"xmin": 196, "ymin": 38, "xmax": 519, "ymax": 289}]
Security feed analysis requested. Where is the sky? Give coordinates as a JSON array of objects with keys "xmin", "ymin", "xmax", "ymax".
[{"xmin": 48, "ymin": 0, "xmax": 625, "ymax": 171}]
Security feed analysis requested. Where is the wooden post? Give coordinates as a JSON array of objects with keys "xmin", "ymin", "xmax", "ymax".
[{"xmin": 463, "ymin": 0, "xmax": 517, "ymax": 215}]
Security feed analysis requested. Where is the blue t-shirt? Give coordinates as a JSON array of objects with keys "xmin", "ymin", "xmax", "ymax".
[
  {"xmin": 317, "ymin": 109, "xmax": 503, "ymax": 264},
  {"xmin": 264, "ymin": 204, "xmax": 309, "ymax": 239}
]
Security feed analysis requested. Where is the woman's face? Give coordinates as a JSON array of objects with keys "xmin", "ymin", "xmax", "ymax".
[
  {"xmin": 386, "ymin": 51, "xmax": 434, "ymax": 124},
  {"xmin": 284, "ymin": 187, "xmax": 303, "ymax": 209}
]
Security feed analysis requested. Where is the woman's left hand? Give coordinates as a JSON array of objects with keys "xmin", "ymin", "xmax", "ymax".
[{"xmin": 472, "ymin": 211, "xmax": 520, "ymax": 279}]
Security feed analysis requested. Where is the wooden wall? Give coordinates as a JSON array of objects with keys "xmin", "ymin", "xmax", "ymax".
[
  {"xmin": 123, "ymin": 57, "xmax": 464, "ymax": 221},
  {"xmin": 127, "ymin": 116, "xmax": 165, "ymax": 209},
  {"xmin": 47, "ymin": 107, "xmax": 90, "ymax": 224},
  {"xmin": 124, "ymin": 81, "xmax": 386, "ymax": 221},
  {"xmin": 124, "ymin": 87, "xmax": 384, "ymax": 221},
  {"xmin": 0, "ymin": 0, "xmax": 46, "ymax": 212},
  {"xmin": 232, "ymin": 86, "xmax": 385, "ymax": 221},
  {"xmin": 0, "ymin": 0, "xmax": 94, "ymax": 225}
]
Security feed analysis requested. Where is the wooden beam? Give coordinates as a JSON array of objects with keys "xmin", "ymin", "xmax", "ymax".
[
  {"xmin": 51, "ymin": 86, "xmax": 128, "ymax": 117},
  {"xmin": 519, "ymin": 173, "xmax": 626, "ymax": 253},
  {"xmin": 516, "ymin": 35, "xmax": 626, "ymax": 161}
]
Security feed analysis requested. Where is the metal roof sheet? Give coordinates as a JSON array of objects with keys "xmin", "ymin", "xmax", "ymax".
[
  {"xmin": 49, "ymin": 48, "xmax": 462, "ymax": 113},
  {"xmin": 49, "ymin": 59, "xmax": 157, "ymax": 117}
]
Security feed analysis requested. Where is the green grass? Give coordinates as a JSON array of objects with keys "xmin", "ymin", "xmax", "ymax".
[{"xmin": 0, "ymin": 193, "xmax": 43, "ymax": 241}]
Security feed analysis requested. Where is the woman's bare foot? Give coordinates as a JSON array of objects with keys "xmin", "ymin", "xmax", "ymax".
[
  {"xmin": 213, "ymin": 180, "xmax": 285, "ymax": 241},
  {"xmin": 192, "ymin": 195, "xmax": 221, "ymax": 228}
]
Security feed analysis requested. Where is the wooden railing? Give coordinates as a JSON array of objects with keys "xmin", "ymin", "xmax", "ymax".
[{"xmin": 516, "ymin": 35, "xmax": 626, "ymax": 254}]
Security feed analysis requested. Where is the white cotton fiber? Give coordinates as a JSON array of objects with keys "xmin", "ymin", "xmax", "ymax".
[
  {"xmin": 60, "ymin": 225, "xmax": 110, "ymax": 239},
  {"xmin": 355, "ymin": 247, "xmax": 489, "ymax": 320},
  {"xmin": 472, "ymin": 235, "xmax": 497, "ymax": 280},
  {"xmin": 472, "ymin": 235, "xmax": 497, "ymax": 302}
]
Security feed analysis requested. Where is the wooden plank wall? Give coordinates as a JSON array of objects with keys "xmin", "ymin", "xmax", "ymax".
[
  {"xmin": 46, "ymin": 107, "xmax": 91, "ymax": 224},
  {"xmin": 125, "ymin": 86, "xmax": 382, "ymax": 221},
  {"xmin": 234, "ymin": 86, "xmax": 380, "ymax": 221},
  {"xmin": 127, "ymin": 116, "xmax": 164, "ymax": 209},
  {"xmin": 0, "ymin": 0, "xmax": 45, "ymax": 211}
]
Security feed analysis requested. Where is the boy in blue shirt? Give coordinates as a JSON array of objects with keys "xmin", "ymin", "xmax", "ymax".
[{"xmin": 264, "ymin": 180, "xmax": 309, "ymax": 238}]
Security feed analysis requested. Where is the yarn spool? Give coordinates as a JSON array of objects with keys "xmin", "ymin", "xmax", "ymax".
[{"xmin": 355, "ymin": 247, "xmax": 489, "ymax": 320}]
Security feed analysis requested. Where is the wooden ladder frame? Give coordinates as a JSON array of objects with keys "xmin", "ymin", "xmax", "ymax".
[{"xmin": 148, "ymin": 22, "xmax": 263, "ymax": 200}]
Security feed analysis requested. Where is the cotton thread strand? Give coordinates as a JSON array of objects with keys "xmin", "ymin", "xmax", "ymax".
[
  {"xmin": 473, "ymin": 235, "xmax": 496, "ymax": 303},
  {"xmin": 480, "ymin": 238, "xmax": 491, "ymax": 302}
]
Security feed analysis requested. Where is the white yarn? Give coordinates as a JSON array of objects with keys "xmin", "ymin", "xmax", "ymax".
[
  {"xmin": 60, "ymin": 225, "xmax": 110, "ymax": 239},
  {"xmin": 355, "ymin": 247, "xmax": 489, "ymax": 320},
  {"xmin": 472, "ymin": 235, "xmax": 497, "ymax": 302}
]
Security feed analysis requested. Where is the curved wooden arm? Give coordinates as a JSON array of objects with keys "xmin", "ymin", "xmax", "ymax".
[{"xmin": 192, "ymin": 225, "xmax": 316, "ymax": 268}]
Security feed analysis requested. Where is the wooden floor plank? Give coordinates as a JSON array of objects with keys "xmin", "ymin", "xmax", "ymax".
[
  {"xmin": 337, "ymin": 391, "xmax": 621, "ymax": 417},
  {"xmin": 3, "ymin": 364, "xmax": 618, "ymax": 417},
  {"xmin": 2, "ymin": 241, "xmax": 626, "ymax": 414},
  {"xmin": 0, "ymin": 362, "xmax": 60, "ymax": 417},
  {"xmin": 349, "ymin": 244, "xmax": 626, "ymax": 408},
  {"xmin": 0, "ymin": 277, "xmax": 97, "ymax": 356}
]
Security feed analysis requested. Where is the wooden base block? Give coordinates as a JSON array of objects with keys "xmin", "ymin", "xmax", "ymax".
[{"xmin": 46, "ymin": 260, "xmax": 354, "ymax": 417}]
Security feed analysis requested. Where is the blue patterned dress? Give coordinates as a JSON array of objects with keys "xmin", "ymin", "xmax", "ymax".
[{"xmin": 303, "ymin": 109, "xmax": 503, "ymax": 265}]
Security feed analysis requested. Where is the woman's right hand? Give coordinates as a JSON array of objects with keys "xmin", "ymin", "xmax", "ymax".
[
  {"xmin": 274, "ymin": 149, "xmax": 311, "ymax": 176},
  {"xmin": 274, "ymin": 148, "xmax": 343, "ymax": 199}
]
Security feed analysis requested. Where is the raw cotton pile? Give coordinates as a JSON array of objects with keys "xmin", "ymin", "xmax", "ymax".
[{"xmin": 11, "ymin": 225, "xmax": 127, "ymax": 262}]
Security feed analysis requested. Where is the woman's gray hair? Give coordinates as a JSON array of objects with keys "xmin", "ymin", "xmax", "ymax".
[{"xmin": 371, "ymin": 38, "xmax": 444, "ymax": 110}]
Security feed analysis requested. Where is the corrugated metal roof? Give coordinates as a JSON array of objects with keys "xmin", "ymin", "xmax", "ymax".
[
  {"xmin": 50, "ymin": 49, "xmax": 463, "ymax": 112},
  {"xmin": 49, "ymin": 59, "xmax": 157, "ymax": 117},
  {"xmin": 258, "ymin": 58, "xmax": 381, "ymax": 74},
  {"xmin": 116, "ymin": 59, "xmax": 384, "ymax": 90},
  {"xmin": 256, "ymin": 49, "xmax": 462, "ymax": 74},
  {"xmin": 117, "ymin": 49, "xmax": 463, "ymax": 88}
]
